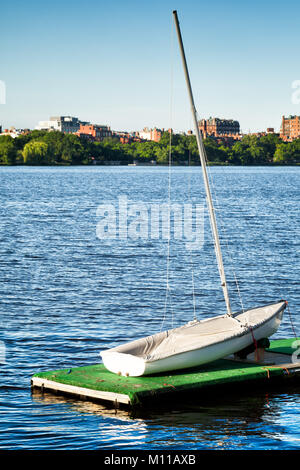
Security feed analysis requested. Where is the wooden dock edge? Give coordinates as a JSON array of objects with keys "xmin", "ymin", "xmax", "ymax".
[{"xmin": 31, "ymin": 376, "xmax": 131, "ymax": 406}]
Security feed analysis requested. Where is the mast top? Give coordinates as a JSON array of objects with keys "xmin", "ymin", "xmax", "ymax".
[{"xmin": 172, "ymin": 10, "xmax": 232, "ymax": 316}]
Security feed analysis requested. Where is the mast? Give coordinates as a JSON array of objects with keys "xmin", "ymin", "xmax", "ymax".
[{"xmin": 172, "ymin": 10, "xmax": 232, "ymax": 316}]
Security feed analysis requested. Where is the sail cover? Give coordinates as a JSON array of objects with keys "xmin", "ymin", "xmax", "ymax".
[{"xmin": 102, "ymin": 301, "xmax": 285, "ymax": 364}]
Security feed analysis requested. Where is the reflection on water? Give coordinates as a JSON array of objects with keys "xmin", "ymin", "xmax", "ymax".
[
  {"xmin": 0, "ymin": 166, "xmax": 299, "ymax": 449},
  {"xmin": 30, "ymin": 385, "xmax": 300, "ymax": 450}
]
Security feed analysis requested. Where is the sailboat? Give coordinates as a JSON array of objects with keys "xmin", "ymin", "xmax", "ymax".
[{"xmin": 100, "ymin": 11, "xmax": 287, "ymax": 377}]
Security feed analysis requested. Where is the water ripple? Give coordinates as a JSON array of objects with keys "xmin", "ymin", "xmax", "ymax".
[{"xmin": 0, "ymin": 166, "xmax": 299, "ymax": 449}]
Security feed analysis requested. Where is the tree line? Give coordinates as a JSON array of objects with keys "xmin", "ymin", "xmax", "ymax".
[{"xmin": 0, "ymin": 130, "xmax": 299, "ymax": 166}]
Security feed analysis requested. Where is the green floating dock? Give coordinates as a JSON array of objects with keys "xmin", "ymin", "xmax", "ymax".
[{"xmin": 31, "ymin": 338, "xmax": 300, "ymax": 407}]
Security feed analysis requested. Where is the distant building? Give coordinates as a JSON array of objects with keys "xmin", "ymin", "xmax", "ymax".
[
  {"xmin": 35, "ymin": 116, "xmax": 88, "ymax": 133},
  {"xmin": 138, "ymin": 127, "xmax": 164, "ymax": 142},
  {"xmin": 0, "ymin": 127, "xmax": 29, "ymax": 138},
  {"xmin": 280, "ymin": 115, "xmax": 300, "ymax": 142},
  {"xmin": 199, "ymin": 117, "xmax": 240, "ymax": 139},
  {"xmin": 110, "ymin": 130, "xmax": 141, "ymax": 144},
  {"xmin": 247, "ymin": 128, "xmax": 279, "ymax": 138},
  {"xmin": 76, "ymin": 124, "xmax": 112, "ymax": 141}
]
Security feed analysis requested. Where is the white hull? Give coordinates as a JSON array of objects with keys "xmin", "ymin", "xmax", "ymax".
[{"xmin": 100, "ymin": 301, "xmax": 286, "ymax": 377}]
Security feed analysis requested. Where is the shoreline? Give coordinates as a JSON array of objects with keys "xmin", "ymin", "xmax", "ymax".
[
  {"xmin": 1, "ymin": 131, "xmax": 299, "ymax": 166},
  {"xmin": 0, "ymin": 163, "xmax": 299, "ymax": 167}
]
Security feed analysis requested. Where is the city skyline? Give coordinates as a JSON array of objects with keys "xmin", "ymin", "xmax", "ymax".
[{"xmin": 1, "ymin": 0, "xmax": 300, "ymax": 133}]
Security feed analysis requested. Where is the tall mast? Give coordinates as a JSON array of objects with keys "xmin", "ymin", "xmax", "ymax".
[{"xmin": 172, "ymin": 10, "xmax": 232, "ymax": 316}]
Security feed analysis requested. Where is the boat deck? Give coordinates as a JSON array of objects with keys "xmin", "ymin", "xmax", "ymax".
[{"xmin": 31, "ymin": 338, "xmax": 300, "ymax": 408}]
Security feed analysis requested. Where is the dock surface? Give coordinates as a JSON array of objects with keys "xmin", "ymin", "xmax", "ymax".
[{"xmin": 31, "ymin": 338, "xmax": 300, "ymax": 407}]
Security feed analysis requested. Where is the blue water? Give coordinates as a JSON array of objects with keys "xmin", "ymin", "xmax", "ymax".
[{"xmin": 0, "ymin": 165, "xmax": 299, "ymax": 450}]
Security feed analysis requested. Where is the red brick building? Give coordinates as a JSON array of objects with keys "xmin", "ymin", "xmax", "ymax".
[
  {"xmin": 199, "ymin": 117, "xmax": 241, "ymax": 140},
  {"xmin": 280, "ymin": 115, "xmax": 300, "ymax": 142},
  {"xmin": 111, "ymin": 131, "xmax": 143, "ymax": 144},
  {"xmin": 138, "ymin": 127, "xmax": 164, "ymax": 142},
  {"xmin": 76, "ymin": 124, "xmax": 112, "ymax": 141}
]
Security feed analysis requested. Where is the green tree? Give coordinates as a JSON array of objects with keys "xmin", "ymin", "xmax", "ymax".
[
  {"xmin": 22, "ymin": 140, "xmax": 50, "ymax": 165},
  {"xmin": 203, "ymin": 138, "xmax": 228, "ymax": 163},
  {"xmin": 60, "ymin": 134, "xmax": 85, "ymax": 164},
  {"xmin": 274, "ymin": 140, "xmax": 300, "ymax": 164},
  {"xmin": 135, "ymin": 141, "xmax": 158, "ymax": 161},
  {"xmin": 0, "ymin": 135, "xmax": 17, "ymax": 164},
  {"xmin": 159, "ymin": 131, "xmax": 172, "ymax": 147},
  {"xmin": 41, "ymin": 131, "xmax": 65, "ymax": 163},
  {"xmin": 155, "ymin": 145, "xmax": 169, "ymax": 164},
  {"xmin": 13, "ymin": 133, "xmax": 32, "ymax": 151},
  {"xmin": 259, "ymin": 134, "xmax": 281, "ymax": 163},
  {"xmin": 287, "ymin": 139, "xmax": 300, "ymax": 164}
]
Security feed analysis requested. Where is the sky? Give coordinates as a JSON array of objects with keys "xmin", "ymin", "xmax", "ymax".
[{"xmin": 1, "ymin": 0, "xmax": 300, "ymax": 133}]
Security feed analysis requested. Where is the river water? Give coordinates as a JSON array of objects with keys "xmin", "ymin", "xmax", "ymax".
[{"xmin": 0, "ymin": 165, "xmax": 299, "ymax": 450}]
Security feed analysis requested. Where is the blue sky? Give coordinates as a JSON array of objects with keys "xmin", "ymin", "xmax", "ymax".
[{"xmin": 1, "ymin": 0, "xmax": 300, "ymax": 133}]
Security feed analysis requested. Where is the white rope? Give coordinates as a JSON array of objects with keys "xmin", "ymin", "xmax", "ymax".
[
  {"xmin": 161, "ymin": 19, "xmax": 174, "ymax": 331},
  {"xmin": 187, "ymin": 143, "xmax": 197, "ymax": 321},
  {"xmin": 189, "ymin": 251, "xmax": 197, "ymax": 320},
  {"xmin": 198, "ymin": 117, "xmax": 245, "ymax": 313}
]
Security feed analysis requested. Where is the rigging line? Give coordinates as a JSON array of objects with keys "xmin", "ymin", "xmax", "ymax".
[
  {"xmin": 205, "ymin": 157, "xmax": 288, "ymax": 317},
  {"xmin": 161, "ymin": 16, "xmax": 174, "ymax": 332},
  {"xmin": 211, "ymin": 196, "xmax": 245, "ymax": 312},
  {"xmin": 207, "ymin": 161, "xmax": 245, "ymax": 312},
  {"xmin": 187, "ymin": 131, "xmax": 197, "ymax": 321},
  {"xmin": 190, "ymin": 252, "xmax": 197, "ymax": 320},
  {"xmin": 287, "ymin": 303, "xmax": 298, "ymax": 339},
  {"xmin": 186, "ymin": 204, "xmax": 197, "ymax": 321},
  {"xmin": 199, "ymin": 127, "xmax": 245, "ymax": 312},
  {"xmin": 205, "ymin": 161, "xmax": 291, "ymax": 318}
]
